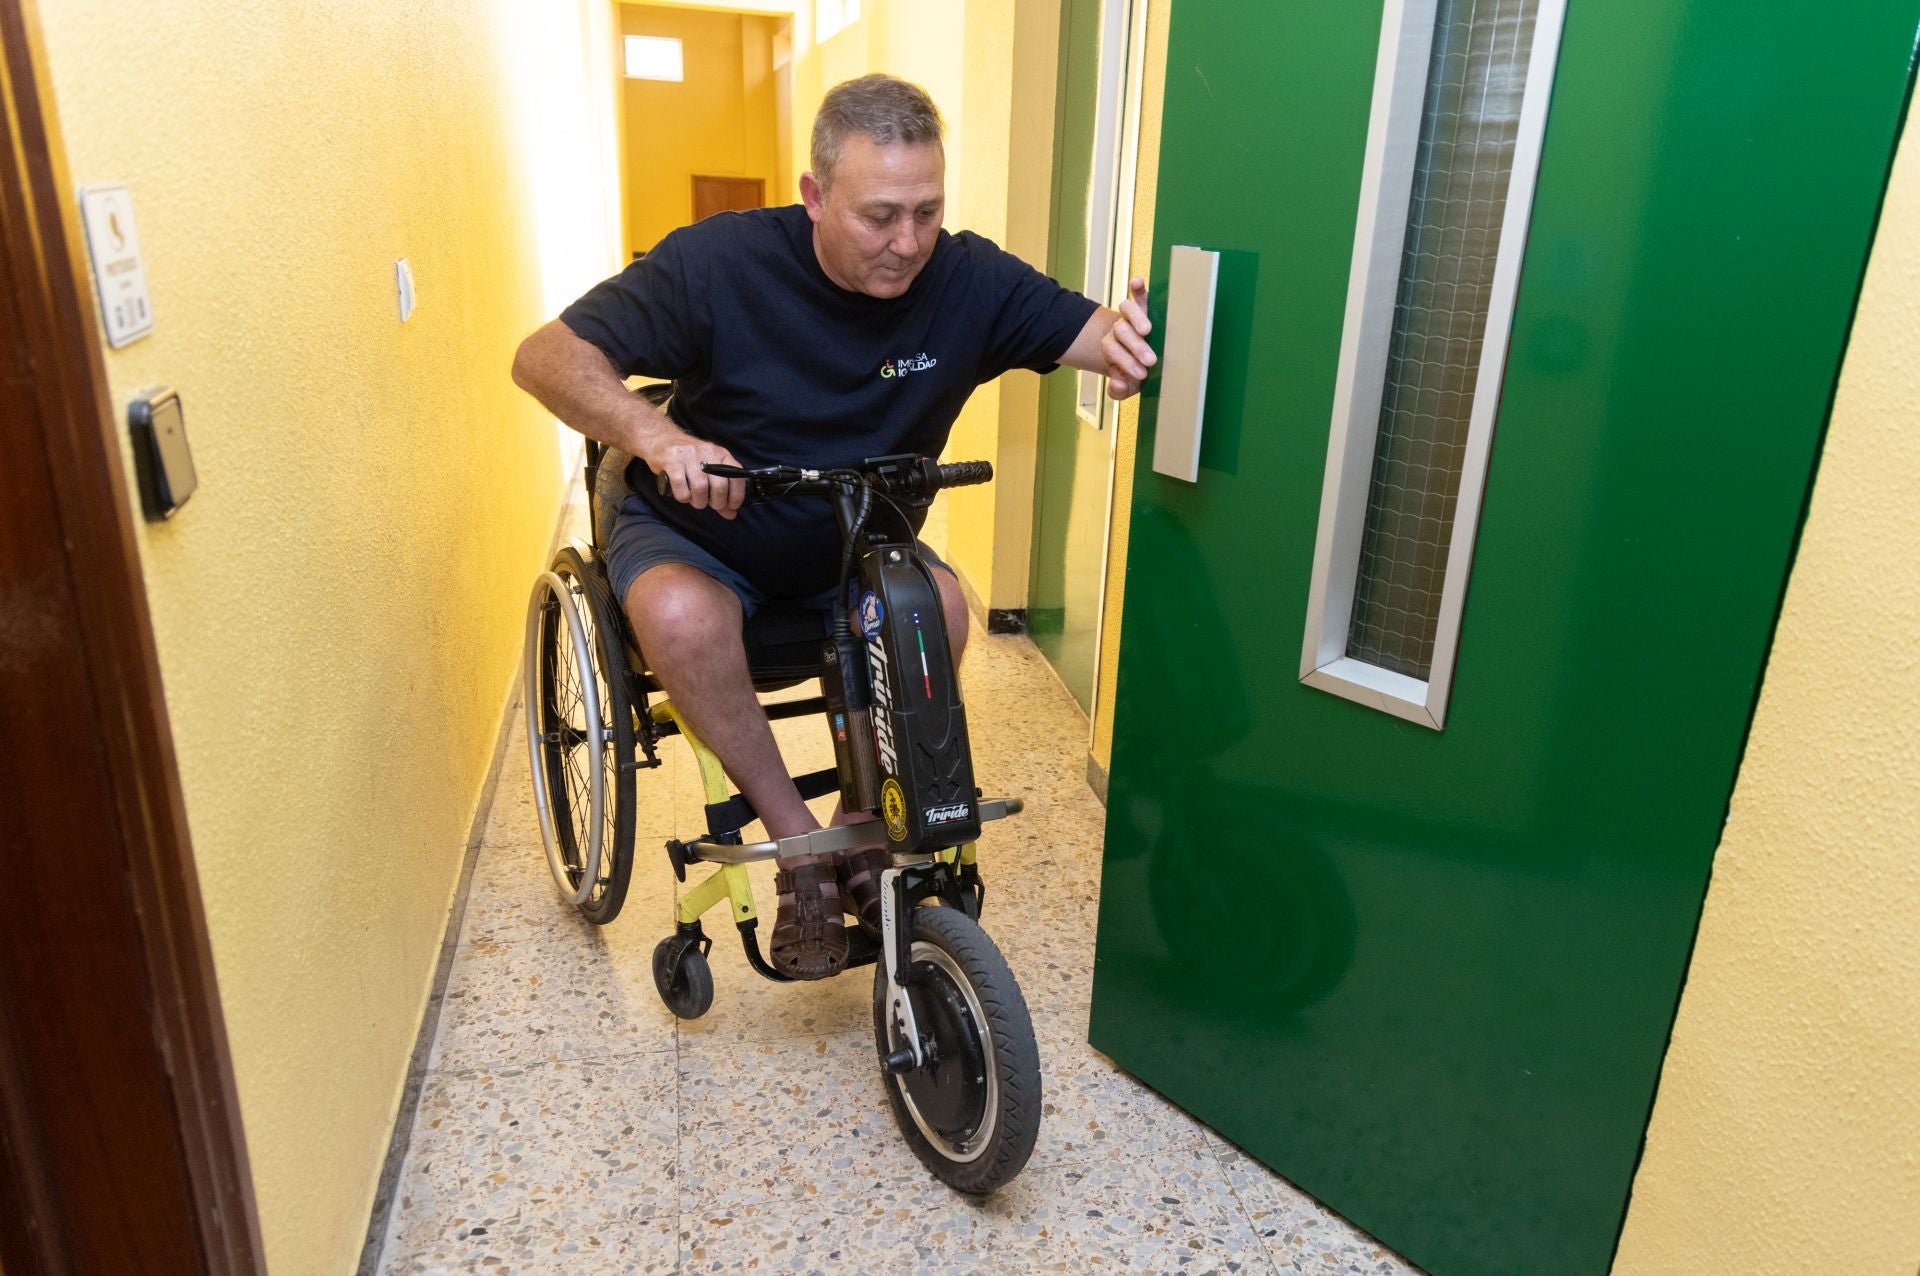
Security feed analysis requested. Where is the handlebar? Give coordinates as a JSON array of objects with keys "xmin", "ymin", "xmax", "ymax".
[{"xmin": 655, "ymin": 454, "xmax": 994, "ymax": 504}]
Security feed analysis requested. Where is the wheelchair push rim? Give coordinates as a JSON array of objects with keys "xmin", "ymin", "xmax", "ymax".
[{"xmin": 523, "ymin": 567, "xmax": 606, "ymax": 907}]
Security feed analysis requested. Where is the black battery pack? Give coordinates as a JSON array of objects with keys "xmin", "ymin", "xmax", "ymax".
[{"xmin": 855, "ymin": 544, "xmax": 980, "ymax": 849}]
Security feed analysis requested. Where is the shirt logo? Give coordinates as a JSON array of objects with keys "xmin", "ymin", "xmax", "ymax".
[{"xmin": 879, "ymin": 353, "xmax": 938, "ymax": 379}]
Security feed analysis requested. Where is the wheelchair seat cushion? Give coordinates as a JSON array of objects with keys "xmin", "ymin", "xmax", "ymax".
[{"xmin": 741, "ymin": 603, "xmax": 833, "ymax": 684}]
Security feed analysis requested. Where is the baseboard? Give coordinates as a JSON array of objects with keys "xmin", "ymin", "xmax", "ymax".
[
  {"xmin": 947, "ymin": 562, "xmax": 1028, "ymax": 636},
  {"xmin": 1086, "ymin": 752, "xmax": 1109, "ymax": 805},
  {"xmin": 356, "ymin": 472, "xmax": 571, "ymax": 1274},
  {"xmin": 950, "ymin": 562, "xmax": 986, "ymax": 626}
]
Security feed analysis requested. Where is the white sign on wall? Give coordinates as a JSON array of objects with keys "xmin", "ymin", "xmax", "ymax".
[{"xmin": 78, "ymin": 184, "xmax": 154, "ymax": 348}]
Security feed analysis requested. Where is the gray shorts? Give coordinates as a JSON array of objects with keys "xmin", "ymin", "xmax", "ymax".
[{"xmin": 594, "ymin": 453, "xmax": 949, "ymax": 619}]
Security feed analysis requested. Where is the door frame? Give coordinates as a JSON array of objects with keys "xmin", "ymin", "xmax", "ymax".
[
  {"xmin": 0, "ymin": 1, "xmax": 264, "ymax": 1270},
  {"xmin": 1082, "ymin": 0, "xmax": 1151, "ymax": 756},
  {"xmin": 1030, "ymin": 0, "xmax": 1151, "ymax": 748}
]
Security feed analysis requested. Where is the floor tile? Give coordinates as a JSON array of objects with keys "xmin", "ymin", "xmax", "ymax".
[
  {"xmin": 680, "ymin": 1147, "xmax": 1271, "ymax": 1274},
  {"xmin": 1027, "ymin": 1017, "xmax": 1209, "ymax": 1172},
  {"xmin": 430, "ymin": 929, "xmax": 677, "ymax": 1072},
  {"xmin": 383, "ymin": 1208, "xmax": 677, "ymax": 1274},
  {"xmin": 382, "ymin": 1054, "xmax": 679, "ymax": 1273},
  {"xmin": 1206, "ymin": 1134, "xmax": 1422, "ymax": 1276},
  {"xmin": 675, "ymin": 1031, "xmax": 927, "ymax": 1212},
  {"xmin": 458, "ymin": 834, "xmax": 682, "ymax": 952}
]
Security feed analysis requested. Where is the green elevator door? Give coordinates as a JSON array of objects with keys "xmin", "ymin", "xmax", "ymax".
[{"xmin": 1090, "ymin": 3, "xmax": 1919, "ymax": 1275}]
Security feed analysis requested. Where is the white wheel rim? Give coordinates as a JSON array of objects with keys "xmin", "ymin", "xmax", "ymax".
[
  {"xmin": 523, "ymin": 567, "xmax": 605, "ymax": 907},
  {"xmin": 890, "ymin": 939, "xmax": 999, "ymax": 1164}
]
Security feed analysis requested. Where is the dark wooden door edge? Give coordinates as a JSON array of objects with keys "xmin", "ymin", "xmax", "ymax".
[{"xmin": 0, "ymin": 1, "xmax": 265, "ymax": 1272}]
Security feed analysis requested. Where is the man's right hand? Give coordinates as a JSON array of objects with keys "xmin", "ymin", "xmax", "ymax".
[
  {"xmin": 509, "ymin": 321, "xmax": 748, "ymax": 517},
  {"xmin": 650, "ymin": 436, "xmax": 748, "ymax": 519}
]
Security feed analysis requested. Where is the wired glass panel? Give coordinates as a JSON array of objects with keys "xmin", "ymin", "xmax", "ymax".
[{"xmin": 1346, "ymin": 0, "xmax": 1538, "ymax": 679}]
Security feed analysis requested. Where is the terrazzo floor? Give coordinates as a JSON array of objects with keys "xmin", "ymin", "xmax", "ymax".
[{"xmin": 374, "ymin": 490, "xmax": 1418, "ymax": 1275}]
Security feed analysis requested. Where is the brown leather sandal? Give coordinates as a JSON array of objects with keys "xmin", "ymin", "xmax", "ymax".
[
  {"xmin": 770, "ymin": 854, "xmax": 850, "ymax": 980},
  {"xmin": 839, "ymin": 845, "xmax": 890, "ymax": 941}
]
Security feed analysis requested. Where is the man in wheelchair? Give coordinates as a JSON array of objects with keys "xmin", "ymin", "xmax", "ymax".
[{"xmin": 511, "ymin": 73, "xmax": 1155, "ymax": 980}]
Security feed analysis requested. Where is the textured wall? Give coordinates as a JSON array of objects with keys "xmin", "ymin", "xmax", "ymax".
[
  {"xmin": 1611, "ymin": 117, "xmax": 1920, "ymax": 1275},
  {"xmin": 620, "ymin": 6, "xmax": 782, "ymax": 253},
  {"xmin": 35, "ymin": 0, "xmax": 624, "ymax": 1269},
  {"xmin": 1090, "ymin": 0, "xmax": 1169, "ymax": 770}
]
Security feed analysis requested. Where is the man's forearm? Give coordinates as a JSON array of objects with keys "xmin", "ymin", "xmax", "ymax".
[
  {"xmin": 1059, "ymin": 305, "xmax": 1123, "ymax": 376},
  {"xmin": 510, "ymin": 319, "xmax": 686, "ymax": 463},
  {"xmin": 1059, "ymin": 279, "xmax": 1156, "ymax": 400}
]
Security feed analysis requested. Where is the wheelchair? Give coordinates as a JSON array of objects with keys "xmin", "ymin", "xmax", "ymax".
[{"xmin": 520, "ymin": 385, "xmax": 1041, "ymax": 1192}]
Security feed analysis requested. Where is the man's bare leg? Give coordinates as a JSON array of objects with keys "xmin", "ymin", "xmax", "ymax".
[
  {"xmin": 932, "ymin": 563, "xmax": 970, "ymax": 666},
  {"xmin": 623, "ymin": 564, "xmax": 819, "ymax": 841}
]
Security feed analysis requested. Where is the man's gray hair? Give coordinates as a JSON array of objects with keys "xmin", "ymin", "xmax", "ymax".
[{"xmin": 811, "ymin": 74, "xmax": 944, "ymax": 190}]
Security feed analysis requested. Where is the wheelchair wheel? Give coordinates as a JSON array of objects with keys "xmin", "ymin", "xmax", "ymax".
[
  {"xmin": 651, "ymin": 935, "xmax": 714, "ymax": 1020},
  {"xmin": 872, "ymin": 907, "xmax": 1041, "ymax": 1194},
  {"xmin": 524, "ymin": 545, "xmax": 636, "ymax": 925}
]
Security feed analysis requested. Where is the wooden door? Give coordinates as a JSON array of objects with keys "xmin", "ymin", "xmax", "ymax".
[{"xmin": 692, "ymin": 174, "xmax": 765, "ymax": 221}]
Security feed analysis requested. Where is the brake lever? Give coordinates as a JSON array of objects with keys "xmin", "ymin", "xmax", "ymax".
[{"xmin": 654, "ymin": 461, "xmax": 754, "ymax": 496}]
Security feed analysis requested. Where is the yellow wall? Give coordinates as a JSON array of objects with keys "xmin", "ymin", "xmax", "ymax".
[
  {"xmin": 620, "ymin": 4, "xmax": 783, "ymax": 254},
  {"xmin": 34, "ymin": 0, "xmax": 625, "ymax": 1270},
  {"xmin": 1611, "ymin": 118, "xmax": 1920, "ymax": 1276},
  {"xmin": 932, "ymin": 0, "xmax": 1011, "ymax": 600},
  {"xmin": 1091, "ymin": 0, "xmax": 1169, "ymax": 771}
]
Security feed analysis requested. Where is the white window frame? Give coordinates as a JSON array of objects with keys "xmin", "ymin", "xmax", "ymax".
[
  {"xmin": 1076, "ymin": 0, "xmax": 1134, "ymax": 427},
  {"xmin": 816, "ymin": 0, "xmax": 861, "ymax": 44},
  {"xmin": 1298, "ymin": 0, "xmax": 1566, "ymax": 729}
]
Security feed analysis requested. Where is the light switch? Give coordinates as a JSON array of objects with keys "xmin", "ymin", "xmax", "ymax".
[
  {"xmin": 395, "ymin": 258, "xmax": 416, "ymax": 322},
  {"xmin": 129, "ymin": 387, "xmax": 197, "ymax": 520}
]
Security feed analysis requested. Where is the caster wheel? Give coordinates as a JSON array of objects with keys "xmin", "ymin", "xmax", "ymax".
[{"xmin": 652, "ymin": 936, "xmax": 714, "ymax": 1020}]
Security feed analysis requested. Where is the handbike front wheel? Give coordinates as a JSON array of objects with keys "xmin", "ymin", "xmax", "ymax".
[{"xmin": 872, "ymin": 906, "xmax": 1041, "ymax": 1194}]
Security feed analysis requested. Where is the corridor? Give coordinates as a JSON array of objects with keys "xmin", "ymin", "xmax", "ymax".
[{"xmin": 371, "ymin": 493, "xmax": 1415, "ymax": 1273}]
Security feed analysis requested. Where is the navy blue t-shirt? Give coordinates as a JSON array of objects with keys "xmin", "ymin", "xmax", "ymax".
[{"xmin": 559, "ymin": 204, "xmax": 1098, "ymax": 597}]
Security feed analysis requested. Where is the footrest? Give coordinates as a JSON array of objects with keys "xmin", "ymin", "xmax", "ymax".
[
  {"xmin": 679, "ymin": 796, "xmax": 1024, "ymax": 865},
  {"xmin": 683, "ymin": 820, "xmax": 889, "ymax": 864}
]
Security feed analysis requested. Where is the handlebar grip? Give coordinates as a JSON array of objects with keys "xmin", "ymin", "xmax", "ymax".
[
  {"xmin": 658, "ymin": 461, "xmax": 751, "ymax": 495},
  {"xmin": 935, "ymin": 461, "xmax": 994, "ymax": 490}
]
